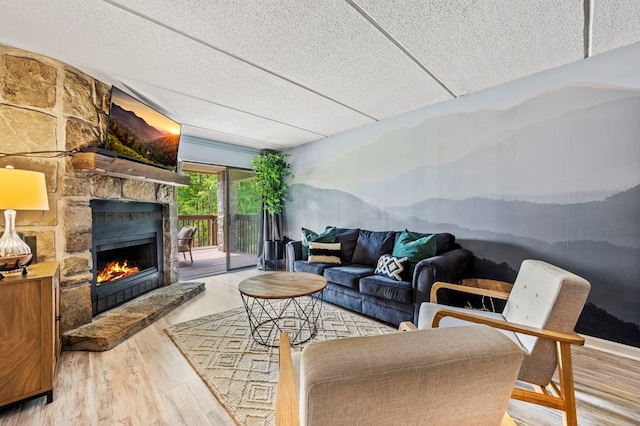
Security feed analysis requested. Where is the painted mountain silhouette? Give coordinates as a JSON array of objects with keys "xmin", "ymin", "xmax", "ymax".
[
  {"xmin": 294, "ymin": 84, "xmax": 640, "ymax": 206},
  {"xmin": 387, "ymin": 184, "xmax": 640, "ymax": 249},
  {"xmin": 286, "ymin": 183, "xmax": 640, "ymax": 347},
  {"xmin": 354, "ymin": 94, "xmax": 640, "ymax": 205}
]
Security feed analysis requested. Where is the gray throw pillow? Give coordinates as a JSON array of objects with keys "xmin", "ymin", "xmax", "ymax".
[{"xmin": 351, "ymin": 230, "xmax": 395, "ymax": 266}]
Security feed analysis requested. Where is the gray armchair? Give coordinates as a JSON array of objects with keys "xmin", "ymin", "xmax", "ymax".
[
  {"xmin": 177, "ymin": 226, "xmax": 197, "ymax": 263},
  {"xmin": 276, "ymin": 325, "xmax": 523, "ymax": 426}
]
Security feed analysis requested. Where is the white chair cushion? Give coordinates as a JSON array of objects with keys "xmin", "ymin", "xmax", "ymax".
[
  {"xmin": 503, "ymin": 260, "xmax": 563, "ymax": 352},
  {"xmin": 178, "ymin": 226, "xmax": 194, "ymax": 240},
  {"xmin": 418, "ymin": 302, "xmax": 526, "ymax": 351}
]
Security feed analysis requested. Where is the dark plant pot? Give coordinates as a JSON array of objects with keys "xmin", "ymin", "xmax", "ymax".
[{"xmin": 264, "ymin": 240, "xmax": 284, "ymax": 261}]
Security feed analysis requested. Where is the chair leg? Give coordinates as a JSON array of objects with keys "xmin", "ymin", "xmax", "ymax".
[
  {"xmin": 557, "ymin": 341, "xmax": 578, "ymax": 426},
  {"xmin": 398, "ymin": 321, "xmax": 417, "ymax": 331},
  {"xmin": 501, "ymin": 413, "xmax": 516, "ymax": 426},
  {"xmin": 189, "ymin": 248, "xmax": 193, "ymax": 263},
  {"xmin": 511, "ymin": 341, "xmax": 579, "ymax": 426}
]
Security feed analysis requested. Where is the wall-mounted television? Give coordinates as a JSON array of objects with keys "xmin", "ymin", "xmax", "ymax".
[{"xmin": 103, "ymin": 86, "xmax": 181, "ymax": 171}]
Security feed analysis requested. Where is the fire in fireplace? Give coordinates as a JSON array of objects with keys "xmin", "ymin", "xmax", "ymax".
[
  {"xmin": 97, "ymin": 260, "xmax": 140, "ymax": 284},
  {"xmin": 95, "ymin": 237, "xmax": 155, "ymax": 284},
  {"xmin": 91, "ymin": 200, "xmax": 164, "ymax": 315}
]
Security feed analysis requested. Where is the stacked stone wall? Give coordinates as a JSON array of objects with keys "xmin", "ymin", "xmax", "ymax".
[{"xmin": 0, "ymin": 46, "xmax": 178, "ymax": 332}]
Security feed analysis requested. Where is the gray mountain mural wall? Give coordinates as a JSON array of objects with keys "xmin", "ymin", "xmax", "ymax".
[{"xmin": 284, "ymin": 59, "xmax": 640, "ymax": 348}]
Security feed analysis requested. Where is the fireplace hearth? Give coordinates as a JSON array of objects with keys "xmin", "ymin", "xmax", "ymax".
[{"xmin": 91, "ymin": 200, "xmax": 164, "ymax": 315}]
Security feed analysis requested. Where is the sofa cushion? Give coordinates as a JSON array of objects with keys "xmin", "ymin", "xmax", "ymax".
[
  {"xmin": 323, "ymin": 265, "xmax": 376, "ymax": 290},
  {"xmin": 301, "ymin": 227, "xmax": 336, "ymax": 259},
  {"xmin": 374, "ymin": 255, "xmax": 408, "ymax": 281},
  {"xmin": 392, "ymin": 230, "xmax": 437, "ymax": 276},
  {"xmin": 351, "ymin": 230, "xmax": 395, "ymax": 266},
  {"xmin": 359, "ymin": 274, "xmax": 413, "ymax": 304},
  {"xmin": 333, "ymin": 227, "xmax": 360, "ymax": 263},
  {"xmin": 433, "ymin": 233, "xmax": 456, "ymax": 254},
  {"xmin": 294, "ymin": 260, "xmax": 339, "ymax": 275},
  {"xmin": 308, "ymin": 242, "xmax": 341, "ymax": 264}
]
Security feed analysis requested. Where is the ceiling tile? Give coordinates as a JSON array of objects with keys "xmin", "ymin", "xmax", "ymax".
[
  {"xmin": 107, "ymin": 0, "xmax": 453, "ymax": 120},
  {"xmin": 1, "ymin": 0, "xmax": 638, "ymax": 151},
  {"xmin": 356, "ymin": 0, "xmax": 585, "ymax": 95},
  {"xmin": 126, "ymin": 80, "xmax": 324, "ymax": 149},
  {"xmin": 591, "ymin": 0, "xmax": 640, "ymax": 55},
  {"xmin": 0, "ymin": 0, "xmax": 373, "ymax": 138}
]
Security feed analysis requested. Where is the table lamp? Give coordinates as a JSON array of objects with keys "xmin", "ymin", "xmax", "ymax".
[{"xmin": 0, "ymin": 165, "xmax": 49, "ymax": 277}]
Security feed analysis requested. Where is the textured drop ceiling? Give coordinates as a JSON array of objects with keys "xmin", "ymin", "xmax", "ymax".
[{"xmin": 1, "ymin": 0, "xmax": 639, "ymax": 151}]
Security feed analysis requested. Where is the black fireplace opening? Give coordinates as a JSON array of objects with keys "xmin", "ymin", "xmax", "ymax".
[
  {"xmin": 91, "ymin": 200, "xmax": 164, "ymax": 316},
  {"xmin": 95, "ymin": 236, "xmax": 156, "ymax": 285}
]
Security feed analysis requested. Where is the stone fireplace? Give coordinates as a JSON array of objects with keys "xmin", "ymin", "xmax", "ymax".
[{"xmin": 1, "ymin": 45, "xmax": 184, "ymax": 333}]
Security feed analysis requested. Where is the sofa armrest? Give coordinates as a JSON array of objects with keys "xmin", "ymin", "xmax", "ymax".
[
  {"xmin": 286, "ymin": 241, "xmax": 303, "ymax": 271},
  {"xmin": 412, "ymin": 248, "xmax": 473, "ymax": 323}
]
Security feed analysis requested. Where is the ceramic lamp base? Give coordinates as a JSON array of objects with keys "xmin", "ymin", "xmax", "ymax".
[{"xmin": 0, "ymin": 209, "xmax": 34, "ymax": 279}]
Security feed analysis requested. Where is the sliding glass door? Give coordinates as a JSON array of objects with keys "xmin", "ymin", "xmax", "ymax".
[{"xmin": 226, "ymin": 168, "xmax": 260, "ymax": 270}]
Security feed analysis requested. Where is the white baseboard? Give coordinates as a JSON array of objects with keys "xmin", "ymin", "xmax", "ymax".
[{"xmin": 584, "ymin": 335, "xmax": 640, "ymax": 362}]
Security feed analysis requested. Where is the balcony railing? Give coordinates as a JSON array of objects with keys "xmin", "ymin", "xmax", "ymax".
[
  {"xmin": 232, "ymin": 214, "xmax": 260, "ymax": 255},
  {"xmin": 178, "ymin": 214, "xmax": 261, "ymax": 255},
  {"xmin": 178, "ymin": 215, "xmax": 218, "ymax": 248}
]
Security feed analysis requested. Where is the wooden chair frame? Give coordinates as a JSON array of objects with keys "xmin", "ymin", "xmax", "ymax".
[
  {"xmin": 276, "ymin": 333, "xmax": 300, "ymax": 426},
  {"xmin": 399, "ymin": 280, "xmax": 585, "ymax": 426}
]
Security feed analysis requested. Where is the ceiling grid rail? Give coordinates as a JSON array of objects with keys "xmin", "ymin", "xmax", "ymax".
[
  {"xmin": 123, "ymin": 82, "xmax": 328, "ymax": 139},
  {"xmin": 584, "ymin": 0, "xmax": 593, "ymax": 58},
  {"xmin": 345, "ymin": 0, "xmax": 458, "ymax": 99}
]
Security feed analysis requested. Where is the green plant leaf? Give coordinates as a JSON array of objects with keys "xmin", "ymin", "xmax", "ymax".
[{"xmin": 252, "ymin": 152, "xmax": 294, "ymax": 214}]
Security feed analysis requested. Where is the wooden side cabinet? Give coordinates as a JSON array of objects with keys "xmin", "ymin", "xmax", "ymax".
[{"xmin": 0, "ymin": 261, "xmax": 61, "ymax": 408}]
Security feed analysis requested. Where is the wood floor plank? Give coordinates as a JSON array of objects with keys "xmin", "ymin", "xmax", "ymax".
[{"xmin": 1, "ymin": 268, "xmax": 638, "ymax": 426}]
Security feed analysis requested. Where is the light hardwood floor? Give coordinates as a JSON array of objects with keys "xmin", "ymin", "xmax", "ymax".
[{"xmin": 1, "ymin": 269, "xmax": 638, "ymax": 425}]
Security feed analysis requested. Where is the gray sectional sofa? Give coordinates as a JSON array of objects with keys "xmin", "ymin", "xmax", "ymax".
[{"xmin": 286, "ymin": 227, "xmax": 473, "ymax": 325}]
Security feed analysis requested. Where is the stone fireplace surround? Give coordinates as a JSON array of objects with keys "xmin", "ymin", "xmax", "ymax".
[{"xmin": 0, "ymin": 45, "xmax": 182, "ymax": 333}]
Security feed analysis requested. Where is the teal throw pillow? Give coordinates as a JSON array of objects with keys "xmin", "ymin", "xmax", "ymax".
[
  {"xmin": 301, "ymin": 226, "xmax": 336, "ymax": 259},
  {"xmin": 392, "ymin": 230, "xmax": 437, "ymax": 276}
]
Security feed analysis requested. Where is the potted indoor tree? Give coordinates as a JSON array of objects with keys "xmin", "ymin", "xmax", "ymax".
[{"xmin": 252, "ymin": 152, "xmax": 293, "ymax": 264}]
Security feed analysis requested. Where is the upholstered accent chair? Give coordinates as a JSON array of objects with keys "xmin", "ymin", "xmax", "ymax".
[
  {"xmin": 276, "ymin": 325, "xmax": 523, "ymax": 426},
  {"xmin": 402, "ymin": 259, "xmax": 591, "ymax": 426},
  {"xmin": 177, "ymin": 226, "xmax": 197, "ymax": 263}
]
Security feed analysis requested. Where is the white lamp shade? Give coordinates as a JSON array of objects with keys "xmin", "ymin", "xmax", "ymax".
[{"xmin": 0, "ymin": 167, "xmax": 49, "ymax": 211}]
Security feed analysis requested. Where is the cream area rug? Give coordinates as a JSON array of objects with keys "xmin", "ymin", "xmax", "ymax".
[{"xmin": 165, "ymin": 300, "xmax": 395, "ymax": 425}]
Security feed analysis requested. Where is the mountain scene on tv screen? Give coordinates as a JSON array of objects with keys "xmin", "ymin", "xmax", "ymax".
[{"xmin": 107, "ymin": 103, "xmax": 179, "ymax": 169}]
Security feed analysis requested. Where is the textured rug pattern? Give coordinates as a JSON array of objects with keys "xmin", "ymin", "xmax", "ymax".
[{"xmin": 165, "ymin": 301, "xmax": 395, "ymax": 425}]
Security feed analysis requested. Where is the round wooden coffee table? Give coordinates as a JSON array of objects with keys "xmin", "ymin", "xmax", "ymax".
[{"xmin": 238, "ymin": 272, "xmax": 327, "ymax": 347}]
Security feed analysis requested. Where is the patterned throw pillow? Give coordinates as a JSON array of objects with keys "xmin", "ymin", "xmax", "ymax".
[
  {"xmin": 301, "ymin": 227, "xmax": 336, "ymax": 259},
  {"xmin": 308, "ymin": 242, "xmax": 342, "ymax": 264},
  {"xmin": 375, "ymin": 254, "xmax": 408, "ymax": 281}
]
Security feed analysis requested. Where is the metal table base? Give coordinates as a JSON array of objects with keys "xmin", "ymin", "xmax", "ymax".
[{"xmin": 240, "ymin": 293, "xmax": 323, "ymax": 347}]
